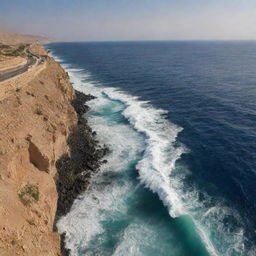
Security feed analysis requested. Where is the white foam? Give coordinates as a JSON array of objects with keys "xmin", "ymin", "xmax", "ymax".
[
  {"xmin": 57, "ymin": 119, "xmax": 144, "ymax": 254},
  {"xmin": 170, "ymin": 168, "xmax": 252, "ymax": 256},
  {"xmin": 56, "ymin": 67, "xmax": 145, "ymax": 255},
  {"xmin": 48, "ymin": 51, "xmax": 64, "ymax": 63},
  {"xmin": 102, "ymin": 88, "xmax": 222, "ymax": 256},
  {"xmin": 113, "ymin": 222, "xmax": 162, "ymax": 256},
  {"xmin": 57, "ymin": 176, "xmax": 135, "ymax": 255},
  {"xmin": 56, "ymin": 65, "xmax": 219, "ymax": 256},
  {"xmin": 50, "ymin": 56, "xmax": 253, "ymax": 256},
  {"xmin": 67, "ymin": 70, "xmax": 188, "ymax": 217},
  {"xmin": 102, "ymin": 88, "xmax": 185, "ymax": 216}
]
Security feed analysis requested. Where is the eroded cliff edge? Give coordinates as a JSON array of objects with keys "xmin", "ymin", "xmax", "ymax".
[{"xmin": 0, "ymin": 46, "xmax": 103, "ymax": 255}]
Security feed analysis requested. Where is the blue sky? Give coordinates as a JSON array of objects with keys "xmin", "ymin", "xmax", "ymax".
[{"xmin": 1, "ymin": 0, "xmax": 256, "ymax": 41}]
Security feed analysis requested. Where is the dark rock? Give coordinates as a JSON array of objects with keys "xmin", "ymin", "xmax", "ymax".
[
  {"xmin": 60, "ymin": 233, "xmax": 70, "ymax": 256},
  {"xmin": 54, "ymin": 90, "xmax": 108, "ymax": 256}
]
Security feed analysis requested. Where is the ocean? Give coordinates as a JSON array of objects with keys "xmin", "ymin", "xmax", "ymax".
[{"xmin": 46, "ymin": 41, "xmax": 256, "ymax": 256}]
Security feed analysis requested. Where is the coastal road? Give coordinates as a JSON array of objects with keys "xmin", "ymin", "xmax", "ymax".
[{"xmin": 0, "ymin": 47, "xmax": 40, "ymax": 82}]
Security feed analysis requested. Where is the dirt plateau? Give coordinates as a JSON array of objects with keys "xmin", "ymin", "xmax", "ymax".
[{"xmin": 0, "ymin": 46, "xmax": 104, "ymax": 255}]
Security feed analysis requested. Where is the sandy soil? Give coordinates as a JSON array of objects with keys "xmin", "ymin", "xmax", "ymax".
[
  {"xmin": 0, "ymin": 29, "xmax": 49, "ymax": 45},
  {"xmin": 0, "ymin": 56, "xmax": 27, "ymax": 71},
  {"xmin": 0, "ymin": 45, "xmax": 76, "ymax": 255}
]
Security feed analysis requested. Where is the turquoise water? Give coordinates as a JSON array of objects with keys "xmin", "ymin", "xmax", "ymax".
[
  {"xmin": 57, "ymin": 83, "xmax": 210, "ymax": 256},
  {"xmin": 46, "ymin": 42, "xmax": 256, "ymax": 256}
]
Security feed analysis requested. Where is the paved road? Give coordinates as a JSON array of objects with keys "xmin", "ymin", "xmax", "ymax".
[{"xmin": 0, "ymin": 47, "xmax": 39, "ymax": 82}]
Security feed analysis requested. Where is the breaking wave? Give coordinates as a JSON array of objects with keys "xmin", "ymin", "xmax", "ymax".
[{"xmin": 48, "ymin": 51, "xmax": 254, "ymax": 256}]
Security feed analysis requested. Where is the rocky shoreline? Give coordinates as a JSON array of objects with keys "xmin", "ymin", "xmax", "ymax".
[
  {"xmin": 55, "ymin": 90, "xmax": 108, "ymax": 255},
  {"xmin": 0, "ymin": 45, "xmax": 107, "ymax": 255}
]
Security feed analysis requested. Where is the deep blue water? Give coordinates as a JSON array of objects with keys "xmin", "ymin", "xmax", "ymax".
[{"xmin": 46, "ymin": 41, "xmax": 256, "ymax": 256}]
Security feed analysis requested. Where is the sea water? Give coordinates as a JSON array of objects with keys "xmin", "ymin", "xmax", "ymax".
[{"xmin": 46, "ymin": 41, "xmax": 256, "ymax": 256}]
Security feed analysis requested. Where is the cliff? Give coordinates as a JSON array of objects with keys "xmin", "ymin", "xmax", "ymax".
[{"xmin": 0, "ymin": 46, "xmax": 77, "ymax": 255}]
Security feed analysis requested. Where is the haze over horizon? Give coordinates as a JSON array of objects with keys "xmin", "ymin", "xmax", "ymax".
[{"xmin": 1, "ymin": 0, "xmax": 256, "ymax": 42}]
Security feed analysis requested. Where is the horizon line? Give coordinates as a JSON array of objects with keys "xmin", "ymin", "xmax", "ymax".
[{"xmin": 47, "ymin": 39, "xmax": 256, "ymax": 44}]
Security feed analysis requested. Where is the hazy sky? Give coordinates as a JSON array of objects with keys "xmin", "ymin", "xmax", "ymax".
[{"xmin": 1, "ymin": 0, "xmax": 256, "ymax": 41}]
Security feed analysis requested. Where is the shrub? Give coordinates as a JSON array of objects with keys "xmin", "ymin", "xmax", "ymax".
[
  {"xmin": 4, "ymin": 44, "xmax": 27, "ymax": 57},
  {"xmin": 18, "ymin": 184, "xmax": 39, "ymax": 205},
  {"xmin": 43, "ymin": 115, "xmax": 48, "ymax": 121},
  {"xmin": 26, "ymin": 219, "xmax": 36, "ymax": 226},
  {"xmin": 34, "ymin": 108, "xmax": 43, "ymax": 115}
]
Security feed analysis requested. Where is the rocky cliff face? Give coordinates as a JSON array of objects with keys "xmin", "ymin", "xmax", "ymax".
[{"xmin": 0, "ymin": 49, "xmax": 77, "ymax": 255}]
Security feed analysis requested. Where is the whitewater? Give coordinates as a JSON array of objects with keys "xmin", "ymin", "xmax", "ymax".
[{"xmin": 49, "ymin": 51, "xmax": 254, "ymax": 256}]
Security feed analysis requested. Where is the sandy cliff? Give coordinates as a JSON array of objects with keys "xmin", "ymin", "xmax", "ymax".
[{"xmin": 0, "ymin": 46, "xmax": 76, "ymax": 255}]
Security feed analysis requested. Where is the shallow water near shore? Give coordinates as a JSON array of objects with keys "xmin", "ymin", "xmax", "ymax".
[{"xmin": 46, "ymin": 41, "xmax": 256, "ymax": 256}]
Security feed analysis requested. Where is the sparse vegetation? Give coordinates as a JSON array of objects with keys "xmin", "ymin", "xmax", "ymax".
[
  {"xmin": 18, "ymin": 184, "xmax": 39, "ymax": 205},
  {"xmin": 26, "ymin": 91, "xmax": 35, "ymax": 97},
  {"xmin": 3, "ymin": 44, "xmax": 28, "ymax": 57},
  {"xmin": 26, "ymin": 219, "xmax": 36, "ymax": 226},
  {"xmin": 43, "ymin": 115, "xmax": 48, "ymax": 121},
  {"xmin": 0, "ymin": 44, "xmax": 11, "ymax": 55},
  {"xmin": 11, "ymin": 239, "xmax": 16, "ymax": 246},
  {"xmin": 0, "ymin": 44, "xmax": 10, "ymax": 49},
  {"xmin": 34, "ymin": 108, "xmax": 43, "ymax": 115}
]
